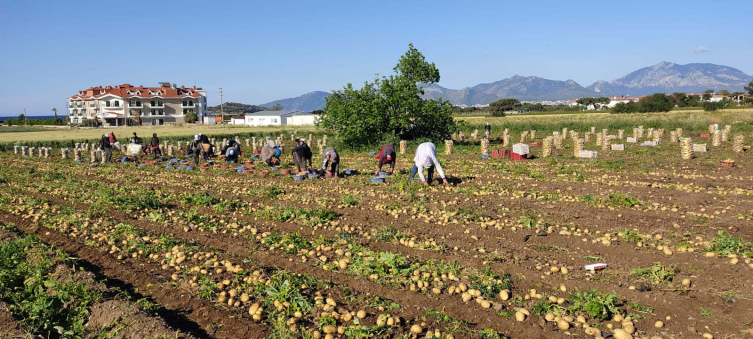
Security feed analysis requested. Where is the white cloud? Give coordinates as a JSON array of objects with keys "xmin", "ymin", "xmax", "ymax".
[{"xmin": 693, "ymin": 46, "xmax": 710, "ymax": 53}]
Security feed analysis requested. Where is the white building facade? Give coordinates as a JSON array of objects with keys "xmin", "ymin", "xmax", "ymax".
[{"xmin": 243, "ymin": 110, "xmax": 318, "ymax": 126}]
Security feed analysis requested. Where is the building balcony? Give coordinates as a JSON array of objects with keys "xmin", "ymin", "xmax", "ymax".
[{"xmin": 181, "ymin": 104, "xmax": 195, "ymax": 108}]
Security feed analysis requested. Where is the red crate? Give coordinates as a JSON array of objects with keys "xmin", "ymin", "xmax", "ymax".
[
  {"xmin": 511, "ymin": 152, "xmax": 529, "ymax": 161},
  {"xmin": 492, "ymin": 149, "xmax": 509, "ymax": 159},
  {"xmin": 700, "ymin": 133, "xmax": 711, "ymax": 138},
  {"xmin": 530, "ymin": 142, "xmax": 541, "ymax": 147}
]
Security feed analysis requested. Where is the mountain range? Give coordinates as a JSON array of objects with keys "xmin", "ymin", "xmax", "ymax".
[
  {"xmin": 261, "ymin": 91, "xmax": 329, "ymax": 112},
  {"xmin": 259, "ymin": 62, "xmax": 752, "ymax": 110}
]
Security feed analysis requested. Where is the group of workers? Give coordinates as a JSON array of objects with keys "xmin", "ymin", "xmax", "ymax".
[
  {"xmin": 96, "ymin": 132, "xmax": 448, "ymax": 185},
  {"xmin": 98, "ymin": 132, "xmax": 162, "ymax": 163}
]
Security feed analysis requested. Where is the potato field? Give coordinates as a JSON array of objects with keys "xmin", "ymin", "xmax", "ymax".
[{"xmin": 1, "ymin": 123, "xmax": 752, "ymax": 339}]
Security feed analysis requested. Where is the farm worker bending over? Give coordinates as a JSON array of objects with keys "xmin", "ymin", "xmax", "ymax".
[
  {"xmin": 98, "ymin": 134, "xmax": 112, "ymax": 163},
  {"xmin": 222, "ymin": 140, "xmax": 242, "ymax": 157},
  {"xmin": 407, "ymin": 142, "xmax": 448, "ymax": 185},
  {"xmin": 375, "ymin": 143, "xmax": 396, "ymax": 175},
  {"xmin": 148, "ymin": 133, "xmax": 161, "ymax": 157},
  {"xmin": 291, "ymin": 138, "xmax": 312, "ymax": 173},
  {"xmin": 321, "ymin": 147, "xmax": 340, "ymax": 177},
  {"xmin": 485, "ymin": 123, "xmax": 491, "ymax": 136},
  {"xmin": 261, "ymin": 140, "xmax": 281, "ymax": 167},
  {"xmin": 188, "ymin": 135, "xmax": 203, "ymax": 166},
  {"xmin": 225, "ymin": 143, "xmax": 240, "ymax": 163}
]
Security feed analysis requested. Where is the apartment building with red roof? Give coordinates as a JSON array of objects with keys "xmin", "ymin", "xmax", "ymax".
[{"xmin": 67, "ymin": 82, "xmax": 207, "ymax": 126}]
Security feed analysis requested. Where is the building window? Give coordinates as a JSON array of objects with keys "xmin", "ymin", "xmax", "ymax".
[
  {"xmin": 182, "ymin": 109, "xmax": 194, "ymax": 115},
  {"xmin": 105, "ymin": 101, "xmax": 111, "ymax": 107},
  {"xmin": 272, "ymin": 118, "xmax": 278, "ymax": 123},
  {"xmin": 150, "ymin": 100, "xmax": 163, "ymax": 106},
  {"xmin": 113, "ymin": 100, "xmax": 119, "ymax": 107},
  {"xmin": 150, "ymin": 109, "xmax": 164, "ymax": 116}
]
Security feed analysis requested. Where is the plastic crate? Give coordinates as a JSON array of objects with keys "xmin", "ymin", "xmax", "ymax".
[
  {"xmin": 492, "ymin": 149, "xmax": 509, "ymax": 159},
  {"xmin": 510, "ymin": 152, "xmax": 528, "ymax": 160}
]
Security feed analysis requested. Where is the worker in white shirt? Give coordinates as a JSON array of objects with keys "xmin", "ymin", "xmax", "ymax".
[{"xmin": 407, "ymin": 142, "xmax": 448, "ymax": 185}]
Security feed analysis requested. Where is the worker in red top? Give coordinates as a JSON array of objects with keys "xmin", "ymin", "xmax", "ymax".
[{"xmin": 375, "ymin": 143, "xmax": 396, "ymax": 175}]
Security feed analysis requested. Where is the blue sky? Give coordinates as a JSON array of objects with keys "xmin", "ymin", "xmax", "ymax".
[{"xmin": 1, "ymin": 0, "xmax": 751, "ymax": 115}]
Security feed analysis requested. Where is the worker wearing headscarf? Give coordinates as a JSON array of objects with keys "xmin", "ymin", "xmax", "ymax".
[
  {"xmin": 321, "ymin": 146, "xmax": 340, "ymax": 177},
  {"xmin": 260, "ymin": 140, "xmax": 280, "ymax": 167},
  {"xmin": 375, "ymin": 143, "xmax": 396, "ymax": 175},
  {"xmin": 225, "ymin": 142, "xmax": 240, "ymax": 163}
]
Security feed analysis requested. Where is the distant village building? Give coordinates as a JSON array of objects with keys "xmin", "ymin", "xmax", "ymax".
[
  {"xmin": 67, "ymin": 83, "xmax": 207, "ymax": 126},
  {"xmin": 230, "ymin": 115, "xmax": 245, "ymax": 125},
  {"xmin": 243, "ymin": 110, "xmax": 318, "ymax": 126}
]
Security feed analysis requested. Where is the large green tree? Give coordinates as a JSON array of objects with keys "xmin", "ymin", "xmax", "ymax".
[
  {"xmin": 319, "ymin": 44, "xmax": 455, "ymax": 147},
  {"xmin": 639, "ymin": 93, "xmax": 673, "ymax": 112},
  {"xmin": 744, "ymin": 80, "xmax": 753, "ymax": 95},
  {"xmin": 488, "ymin": 98, "xmax": 521, "ymax": 116},
  {"xmin": 671, "ymin": 92, "xmax": 687, "ymax": 107}
]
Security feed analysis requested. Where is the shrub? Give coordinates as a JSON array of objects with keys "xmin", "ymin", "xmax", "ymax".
[
  {"xmin": 184, "ymin": 111, "xmax": 198, "ymax": 123},
  {"xmin": 703, "ymin": 101, "xmax": 722, "ymax": 112},
  {"xmin": 639, "ymin": 93, "xmax": 673, "ymax": 113}
]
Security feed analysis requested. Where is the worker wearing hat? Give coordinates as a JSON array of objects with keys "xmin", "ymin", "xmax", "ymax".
[
  {"xmin": 375, "ymin": 143, "xmax": 396, "ymax": 175},
  {"xmin": 188, "ymin": 134, "xmax": 202, "ymax": 166}
]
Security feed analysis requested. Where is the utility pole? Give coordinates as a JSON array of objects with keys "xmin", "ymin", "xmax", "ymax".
[
  {"xmin": 219, "ymin": 87, "xmax": 224, "ymax": 124},
  {"xmin": 24, "ymin": 108, "xmax": 26, "ymax": 127}
]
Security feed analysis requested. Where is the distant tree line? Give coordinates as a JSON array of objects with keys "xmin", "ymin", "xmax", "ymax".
[
  {"xmin": 3, "ymin": 114, "xmax": 64, "ymax": 126},
  {"xmin": 612, "ymin": 83, "xmax": 753, "ymax": 113},
  {"xmin": 576, "ymin": 97, "xmax": 611, "ymax": 109},
  {"xmin": 450, "ymin": 79, "xmax": 753, "ymax": 117},
  {"xmin": 611, "ymin": 94, "xmax": 673, "ymax": 113},
  {"xmin": 453, "ymin": 99, "xmax": 581, "ymax": 117},
  {"xmin": 207, "ymin": 102, "xmax": 268, "ymax": 115}
]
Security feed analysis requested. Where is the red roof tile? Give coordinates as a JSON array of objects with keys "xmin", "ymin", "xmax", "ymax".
[{"xmin": 69, "ymin": 84, "xmax": 202, "ymax": 100}]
